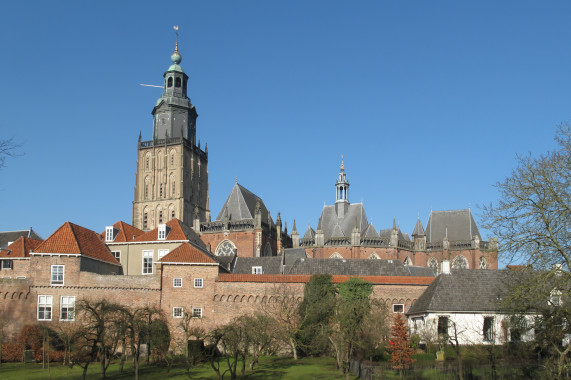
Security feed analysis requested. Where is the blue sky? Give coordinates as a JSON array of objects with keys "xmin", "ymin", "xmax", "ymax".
[{"xmin": 1, "ymin": 2, "xmax": 570, "ymax": 267}]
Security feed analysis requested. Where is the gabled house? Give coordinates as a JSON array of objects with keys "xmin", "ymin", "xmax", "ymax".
[{"xmin": 0, "ymin": 236, "xmax": 43, "ymax": 278}]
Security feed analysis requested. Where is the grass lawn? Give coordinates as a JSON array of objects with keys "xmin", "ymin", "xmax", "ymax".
[{"xmin": 0, "ymin": 356, "xmax": 356, "ymax": 379}]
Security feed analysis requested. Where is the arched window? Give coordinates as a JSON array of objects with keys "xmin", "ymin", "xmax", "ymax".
[
  {"xmin": 452, "ymin": 255, "xmax": 469, "ymax": 269},
  {"xmin": 479, "ymin": 257, "xmax": 488, "ymax": 270},
  {"xmin": 215, "ymin": 240, "xmax": 236, "ymax": 256},
  {"xmin": 144, "ymin": 177, "xmax": 150, "ymax": 199},
  {"xmin": 170, "ymin": 150, "xmax": 175, "ymax": 167},
  {"xmin": 369, "ymin": 252, "xmax": 380, "ymax": 260},
  {"xmin": 143, "ymin": 208, "xmax": 149, "ymax": 230},
  {"xmin": 329, "ymin": 252, "xmax": 343, "ymax": 259},
  {"xmin": 170, "ymin": 174, "xmax": 175, "ymax": 196},
  {"xmin": 167, "ymin": 77, "xmax": 173, "ymax": 87},
  {"xmin": 157, "ymin": 150, "xmax": 163, "ymax": 168},
  {"xmin": 169, "ymin": 204, "xmax": 175, "ymax": 221},
  {"xmin": 159, "ymin": 183, "xmax": 163, "ymax": 198},
  {"xmin": 175, "ymin": 77, "xmax": 181, "ymax": 87},
  {"xmin": 428, "ymin": 258, "xmax": 438, "ymax": 275},
  {"xmin": 145, "ymin": 153, "xmax": 151, "ymax": 171},
  {"xmin": 264, "ymin": 243, "xmax": 272, "ymax": 257},
  {"xmin": 403, "ymin": 256, "xmax": 412, "ymax": 266}
]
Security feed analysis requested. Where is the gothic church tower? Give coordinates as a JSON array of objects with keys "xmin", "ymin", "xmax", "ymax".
[{"xmin": 133, "ymin": 43, "xmax": 209, "ymax": 231}]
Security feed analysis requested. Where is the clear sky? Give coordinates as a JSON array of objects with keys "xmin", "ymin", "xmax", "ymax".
[{"xmin": 1, "ymin": 2, "xmax": 570, "ymax": 268}]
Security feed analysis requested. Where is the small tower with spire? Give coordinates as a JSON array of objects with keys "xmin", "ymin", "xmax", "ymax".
[{"xmin": 335, "ymin": 156, "xmax": 349, "ymax": 204}]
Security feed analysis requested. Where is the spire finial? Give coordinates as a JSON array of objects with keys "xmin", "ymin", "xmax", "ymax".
[
  {"xmin": 171, "ymin": 26, "xmax": 182, "ymax": 65},
  {"xmin": 340, "ymin": 154, "xmax": 344, "ymax": 171}
]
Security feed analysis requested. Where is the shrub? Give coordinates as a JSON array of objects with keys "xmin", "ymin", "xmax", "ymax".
[{"xmin": 1, "ymin": 343, "xmax": 25, "ymax": 362}]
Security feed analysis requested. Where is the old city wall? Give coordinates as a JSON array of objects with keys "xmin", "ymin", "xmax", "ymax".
[{"xmin": 0, "ymin": 279, "xmax": 35, "ymax": 340}]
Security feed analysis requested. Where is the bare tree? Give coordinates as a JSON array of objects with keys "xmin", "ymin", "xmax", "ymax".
[{"xmin": 0, "ymin": 137, "xmax": 22, "ymax": 169}]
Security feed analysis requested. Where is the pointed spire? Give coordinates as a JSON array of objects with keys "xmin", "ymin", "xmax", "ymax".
[
  {"xmin": 292, "ymin": 219, "xmax": 297, "ymax": 233},
  {"xmin": 393, "ymin": 218, "xmax": 397, "ymax": 230},
  {"xmin": 138, "ymin": 131, "xmax": 142, "ymax": 142}
]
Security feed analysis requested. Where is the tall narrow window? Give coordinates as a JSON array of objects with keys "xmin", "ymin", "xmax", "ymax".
[
  {"xmin": 158, "ymin": 224, "xmax": 167, "ymax": 240},
  {"xmin": 170, "ymin": 152, "xmax": 175, "ymax": 166},
  {"xmin": 143, "ymin": 212, "xmax": 148, "ymax": 230},
  {"xmin": 51, "ymin": 265, "xmax": 64, "ymax": 286},
  {"xmin": 60, "ymin": 296, "xmax": 75, "ymax": 321},
  {"xmin": 170, "ymin": 175, "xmax": 176, "ymax": 196},
  {"xmin": 167, "ymin": 77, "xmax": 173, "ymax": 87},
  {"xmin": 158, "ymin": 211, "xmax": 163, "ymax": 224},
  {"xmin": 143, "ymin": 251, "xmax": 153, "ymax": 274},
  {"xmin": 38, "ymin": 295, "xmax": 53, "ymax": 321},
  {"xmin": 171, "ymin": 209, "xmax": 175, "ymax": 220},
  {"xmin": 105, "ymin": 226, "xmax": 114, "ymax": 242},
  {"xmin": 175, "ymin": 77, "xmax": 181, "ymax": 87},
  {"xmin": 160, "ymin": 183, "xmax": 163, "ymax": 198},
  {"xmin": 438, "ymin": 316, "xmax": 449, "ymax": 336},
  {"xmin": 483, "ymin": 317, "xmax": 494, "ymax": 342}
]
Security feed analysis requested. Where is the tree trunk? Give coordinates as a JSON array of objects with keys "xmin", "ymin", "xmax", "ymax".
[{"xmin": 289, "ymin": 337, "xmax": 298, "ymax": 360}]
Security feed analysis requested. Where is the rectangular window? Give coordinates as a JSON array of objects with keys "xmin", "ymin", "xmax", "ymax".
[
  {"xmin": 192, "ymin": 308, "xmax": 203, "ymax": 318},
  {"xmin": 252, "ymin": 266, "xmax": 263, "ymax": 274},
  {"xmin": 142, "ymin": 250, "xmax": 153, "ymax": 274},
  {"xmin": 158, "ymin": 224, "xmax": 166, "ymax": 240},
  {"xmin": 112, "ymin": 251, "xmax": 121, "ymax": 263},
  {"xmin": 158, "ymin": 249, "xmax": 169, "ymax": 260},
  {"xmin": 194, "ymin": 278, "xmax": 203, "ymax": 288},
  {"xmin": 38, "ymin": 295, "xmax": 53, "ymax": 321},
  {"xmin": 1, "ymin": 259, "xmax": 13, "ymax": 270},
  {"xmin": 51, "ymin": 265, "xmax": 64, "ymax": 286},
  {"xmin": 173, "ymin": 278, "xmax": 182, "ymax": 287},
  {"xmin": 393, "ymin": 304, "xmax": 404, "ymax": 313},
  {"xmin": 60, "ymin": 296, "xmax": 75, "ymax": 321},
  {"xmin": 105, "ymin": 226, "xmax": 114, "ymax": 242},
  {"xmin": 483, "ymin": 317, "xmax": 494, "ymax": 342},
  {"xmin": 438, "ymin": 316, "xmax": 449, "ymax": 336},
  {"xmin": 173, "ymin": 307, "xmax": 183, "ymax": 318}
]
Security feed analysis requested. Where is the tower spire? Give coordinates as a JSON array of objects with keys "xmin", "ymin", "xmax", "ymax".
[{"xmin": 335, "ymin": 155, "xmax": 349, "ymax": 204}]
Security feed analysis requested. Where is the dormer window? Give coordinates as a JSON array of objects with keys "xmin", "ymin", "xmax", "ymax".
[
  {"xmin": 252, "ymin": 266, "xmax": 263, "ymax": 274},
  {"xmin": 105, "ymin": 226, "xmax": 115, "ymax": 242},
  {"xmin": 158, "ymin": 224, "xmax": 167, "ymax": 240}
]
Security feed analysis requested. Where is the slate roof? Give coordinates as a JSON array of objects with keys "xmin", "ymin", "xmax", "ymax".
[
  {"xmin": 132, "ymin": 219, "xmax": 207, "ymax": 249},
  {"xmin": 316, "ymin": 203, "xmax": 368, "ymax": 239},
  {"xmin": 283, "ymin": 248, "xmax": 307, "ymax": 266},
  {"xmin": 100, "ymin": 221, "xmax": 144, "ymax": 243},
  {"xmin": 216, "ymin": 183, "xmax": 275, "ymax": 227},
  {"xmin": 232, "ymin": 256, "xmax": 285, "ymax": 274},
  {"xmin": 287, "ymin": 258, "xmax": 434, "ymax": 276},
  {"xmin": 32, "ymin": 222, "xmax": 119, "ymax": 265},
  {"xmin": 0, "ymin": 229, "xmax": 42, "ymax": 248},
  {"xmin": 425, "ymin": 209, "xmax": 481, "ymax": 242},
  {"xmin": 159, "ymin": 242, "xmax": 217, "ymax": 264},
  {"xmin": 407, "ymin": 270, "xmax": 508, "ymax": 314},
  {"xmin": 0, "ymin": 237, "xmax": 43, "ymax": 258},
  {"xmin": 302, "ymin": 225, "xmax": 315, "ymax": 239},
  {"xmin": 412, "ymin": 218, "xmax": 425, "ymax": 236}
]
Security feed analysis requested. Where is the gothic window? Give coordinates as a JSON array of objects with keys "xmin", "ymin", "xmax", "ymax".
[
  {"xmin": 175, "ymin": 77, "xmax": 181, "ymax": 88},
  {"xmin": 480, "ymin": 257, "xmax": 488, "ymax": 270},
  {"xmin": 167, "ymin": 77, "xmax": 173, "ymax": 87},
  {"xmin": 170, "ymin": 174, "xmax": 175, "ymax": 196},
  {"xmin": 160, "ymin": 183, "xmax": 163, "ymax": 198},
  {"xmin": 143, "ymin": 209, "xmax": 149, "ymax": 230},
  {"xmin": 144, "ymin": 177, "xmax": 150, "ymax": 199},
  {"xmin": 452, "ymin": 255, "xmax": 469, "ymax": 269},
  {"xmin": 158, "ymin": 210, "xmax": 163, "ymax": 224},
  {"xmin": 329, "ymin": 252, "xmax": 343, "ymax": 259},
  {"xmin": 169, "ymin": 204, "xmax": 175, "ymax": 221},
  {"xmin": 264, "ymin": 243, "xmax": 272, "ymax": 257},
  {"xmin": 171, "ymin": 209, "xmax": 175, "ymax": 220},
  {"xmin": 170, "ymin": 151, "xmax": 175, "ymax": 167},
  {"xmin": 428, "ymin": 258, "xmax": 439, "ymax": 275},
  {"xmin": 216, "ymin": 240, "xmax": 236, "ymax": 256},
  {"xmin": 403, "ymin": 256, "xmax": 412, "ymax": 266},
  {"xmin": 369, "ymin": 252, "xmax": 380, "ymax": 260}
]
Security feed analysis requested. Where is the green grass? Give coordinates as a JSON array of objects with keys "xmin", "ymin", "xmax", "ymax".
[{"xmin": 0, "ymin": 356, "xmax": 355, "ymax": 380}]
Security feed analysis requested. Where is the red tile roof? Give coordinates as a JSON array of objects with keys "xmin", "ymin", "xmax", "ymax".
[
  {"xmin": 34, "ymin": 222, "xmax": 119, "ymax": 265},
  {"xmin": 159, "ymin": 242, "xmax": 217, "ymax": 264},
  {"xmin": 100, "ymin": 221, "xmax": 144, "ymax": 243},
  {"xmin": 0, "ymin": 237, "xmax": 43, "ymax": 258},
  {"xmin": 217, "ymin": 274, "xmax": 435, "ymax": 285},
  {"xmin": 132, "ymin": 219, "xmax": 204, "ymax": 246}
]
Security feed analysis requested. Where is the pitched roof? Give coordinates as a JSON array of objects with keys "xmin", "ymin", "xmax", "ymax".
[
  {"xmin": 215, "ymin": 183, "xmax": 274, "ymax": 227},
  {"xmin": 407, "ymin": 270, "xmax": 508, "ymax": 314},
  {"xmin": 425, "ymin": 209, "xmax": 481, "ymax": 242},
  {"xmin": 100, "ymin": 221, "xmax": 144, "ymax": 243},
  {"xmin": 232, "ymin": 256, "xmax": 285, "ymax": 274},
  {"xmin": 159, "ymin": 242, "xmax": 217, "ymax": 264},
  {"xmin": 0, "ymin": 229, "xmax": 42, "ymax": 248},
  {"xmin": 316, "ymin": 203, "xmax": 368, "ymax": 239},
  {"xmin": 33, "ymin": 222, "xmax": 119, "ymax": 265},
  {"xmin": 412, "ymin": 218, "xmax": 425, "ymax": 236},
  {"xmin": 287, "ymin": 258, "xmax": 435, "ymax": 277},
  {"xmin": 303, "ymin": 225, "xmax": 315, "ymax": 239},
  {"xmin": 362, "ymin": 223, "xmax": 379, "ymax": 238},
  {"xmin": 132, "ymin": 219, "xmax": 206, "ymax": 249},
  {"xmin": 0, "ymin": 237, "xmax": 43, "ymax": 258}
]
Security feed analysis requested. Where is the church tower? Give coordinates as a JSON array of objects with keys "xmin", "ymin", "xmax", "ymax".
[{"xmin": 132, "ymin": 42, "xmax": 209, "ymax": 231}]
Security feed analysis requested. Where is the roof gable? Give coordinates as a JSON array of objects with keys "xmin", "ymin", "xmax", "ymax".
[
  {"xmin": 34, "ymin": 222, "xmax": 119, "ymax": 265},
  {"xmin": 159, "ymin": 242, "xmax": 217, "ymax": 264},
  {"xmin": 132, "ymin": 219, "xmax": 206, "ymax": 248},
  {"xmin": 425, "ymin": 209, "xmax": 481, "ymax": 242},
  {"xmin": 100, "ymin": 221, "xmax": 144, "ymax": 243},
  {"xmin": 215, "ymin": 183, "xmax": 274, "ymax": 227},
  {"xmin": 316, "ymin": 203, "xmax": 368, "ymax": 239}
]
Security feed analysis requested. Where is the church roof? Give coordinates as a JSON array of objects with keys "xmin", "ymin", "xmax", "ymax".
[
  {"xmin": 0, "ymin": 229, "xmax": 42, "ymax": 249},
  {"xmin": 100, "ymin": 221, "xmax": 144, "ymax": 243},
  {"xmin": 32, "ymin": 222, "xmax": 119, "ymax": 265},
  {"xmin": 425, "ymin": 209, "xmax": 481, "ymax": 242},
  {"xmin": 412, "ymin": 218, "xmax": 425, "ymax": 236},
  {"xmin": 362, "ymin": 223, "xmax": 379, "ymax": 238},
  {"xmin": 216, "ymin": 183, "xmax": 274, "ymax": 227},
  {"xmin": 287, "ymin": 258, "xmax": 435, "ymax": 277},
  {"xmin": 132, "ymin": 219, "xmax": 207, "ymax": 249},
  {"xmin": 316, "ymin": 203, "xmax": 368, "ymax": 239},
  {"xmin": 159, "ymin": 242, "xmax": 217, "ymax": 264},
  {"xmin": 302, "ymin": 225, "xmax": 315, "ymax": 239},
  {"xmin": 0, "ymin": 237, "xmax": 43, "ymax": 258},
  {"xmin": 407, "ymin": 270, "xmax": 507, "ymax": 314}
]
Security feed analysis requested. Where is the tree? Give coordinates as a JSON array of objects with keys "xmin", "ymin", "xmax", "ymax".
[
  {"xmin": 0, "ymin": 137, "xmax": 21, "ymax": 169},
  {"xmin": 329, "ymin": 277, "xmax": 374, "ymax": 379},
  {"xmin": 297, "ymin": 274, "xmax": 337, "ymax": 356},
  {"xmin": 482, "ymin": 124, "xmax": 571, "ymax": 272},
  {"xmin": 389, "ymin": 313, "xmax": 415, "ymax": 372}
]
